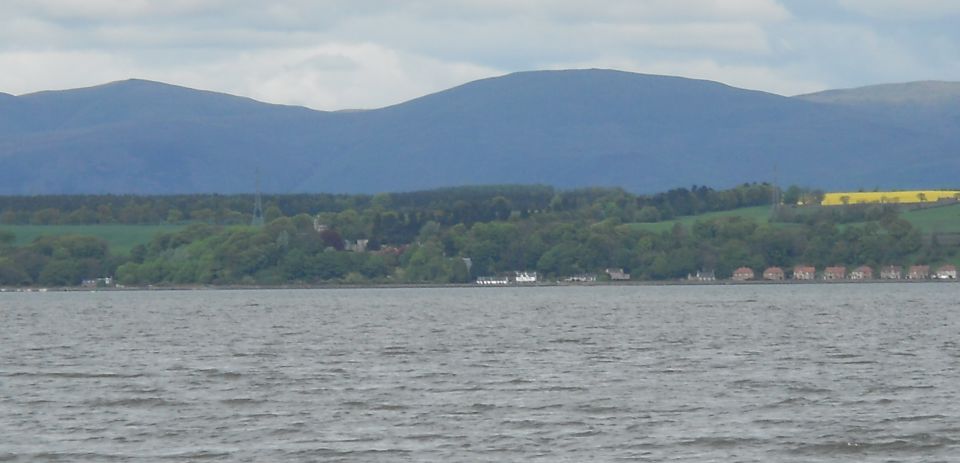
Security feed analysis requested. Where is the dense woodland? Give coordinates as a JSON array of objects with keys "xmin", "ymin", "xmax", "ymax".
[{"xmin": 0, "ymin": 184, "xmax": 955, "ymax": 286}]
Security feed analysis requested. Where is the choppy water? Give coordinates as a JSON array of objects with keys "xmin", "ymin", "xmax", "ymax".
[{"xmin": 2, "ymin": 284, "xmax": 959, "ymax": 462}]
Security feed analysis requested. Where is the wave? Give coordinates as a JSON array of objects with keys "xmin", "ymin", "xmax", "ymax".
[{"xmin": 2, "ymin": 371, "xmax": 147, "ymax": 379}]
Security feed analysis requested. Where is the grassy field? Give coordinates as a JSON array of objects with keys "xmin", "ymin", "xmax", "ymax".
[
  {"xmin": 900, "ymin": 203, "xmax": 960, "ymax": 234},
  {"xmin": 627, "ymin": 205, "xmax": 775, "ymax": 233},
  {"xmin": 627, "ymin": 203, "xmax": 960, "ymax": 234},
  {"xmin": 0, "ymin": 224, "xmax": 186, "ymax": 255},
  {"xmin": 2, "ymin": 203, "xmax": 957, "ymax": 255}
]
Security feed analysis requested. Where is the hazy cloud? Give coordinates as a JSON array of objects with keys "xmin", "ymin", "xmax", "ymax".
[
  {"xmin": 837, "ymin": 0, "xmax": 960, "ymax": 20},
  {"xmin": 0, "ymin": 0, "xmax": 956, "ymax": 109}
]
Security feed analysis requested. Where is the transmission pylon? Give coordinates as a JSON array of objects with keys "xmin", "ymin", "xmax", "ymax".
[
  {"xmin": 770, "ymin": 163, "xmax": 781, "ymax": 220},
  {"xmin": 252, "ymin": 170, "xmax": 264, "ymax": 227}
]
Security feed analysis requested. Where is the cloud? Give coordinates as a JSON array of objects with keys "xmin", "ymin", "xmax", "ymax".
[
  {"xmin": 204, "ymin": 43, "xmax": 501, "ymax": 109},
  {"xmin": 0, "ymin": 0, "xmax": 956, "ymax": 109},
  {"xmin": 0, "ymin": 50, "xmax": 138, "ymax": 93},
  {"xmin": 837, "ymin": 0, "xmax": 960, "ymax": 20},
  {"xmin": 400, "ymin": 0, "xmax": 791, "ymax": 23},
  {"xmin": 6, "ymin": 0, "xmax": 229, "ymax": 21},
  {"xmin": 0, "ymin": 43, "xmax": 501, "ymax": 110}
]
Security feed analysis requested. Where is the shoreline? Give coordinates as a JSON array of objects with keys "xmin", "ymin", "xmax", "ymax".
[{"xmin": 2, "ymin": 278, "xmax": 957, "ymax": 293}]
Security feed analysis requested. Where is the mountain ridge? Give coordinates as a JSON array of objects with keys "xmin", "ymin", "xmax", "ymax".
[
  {"xmin": 796, "ymin": 80, "xmax": 960, "ymax": 106},
  {"xmin": 1, "ymin": 69, "xmax": 958, "ymax": 195}
]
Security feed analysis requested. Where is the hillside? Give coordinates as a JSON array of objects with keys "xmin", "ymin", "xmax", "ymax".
[
  {"xmin": 1, "ymin": 224, "xmax": 186, "ymax": 254},
  {"xmin": 901, "ymin": 204, "xmax": 960, "ymax": 234},
  {"xmin": 1, "ymin": 70, "xmax": 959, "ymax": 195},
  {"xmin": 795, "ymin": 81, "xmax": 960, "ymax": 138},
  {"xmin": 796, "ymin": 81, "xmax": 960, "ymax": 107}
]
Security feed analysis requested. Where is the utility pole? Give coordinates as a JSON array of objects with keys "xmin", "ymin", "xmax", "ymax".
[{"xmin": 770, "ymin": 163, "xmax": 781, "ymax": 220}]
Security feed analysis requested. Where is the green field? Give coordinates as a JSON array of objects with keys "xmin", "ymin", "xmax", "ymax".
[
  {"xmin": 3, "ymin": 203, "xmax": 957, "ymax": 256},
  {"xmin": 900, "ymin": 203, "xmax": 960, "ymax": 234},
  {"xmin": 627, "ymin": 203, "xmax": 960, "ymax": 235},
  {"xmin": 627, "ymin": 205, "xmax": 775, "ymax": 232},
  {"xmin": 0, "ymin": 224, "xmax": 186, "ymax": 255}
]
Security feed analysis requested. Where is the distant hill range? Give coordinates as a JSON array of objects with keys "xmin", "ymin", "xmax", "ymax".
[{"xmin": 1, "ymin": 69, "xmax": 958, "ymax": 195}]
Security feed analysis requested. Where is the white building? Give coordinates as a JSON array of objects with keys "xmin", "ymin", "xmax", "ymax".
[{"xmin": 514, "ymin": 271, "xmax": 538, "ymax": 283}]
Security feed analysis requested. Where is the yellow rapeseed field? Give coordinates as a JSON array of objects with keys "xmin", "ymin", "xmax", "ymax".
[{"xmin": 821, "ymin": 190, "xmax": 960, "ymax": 206}]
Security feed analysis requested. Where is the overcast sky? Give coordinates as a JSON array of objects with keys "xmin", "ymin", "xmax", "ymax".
[{"xmin": 2, "ymin": 0, "xmax": 958, "ymax": 110}]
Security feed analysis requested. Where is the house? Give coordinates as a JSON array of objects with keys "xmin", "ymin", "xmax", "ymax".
[
  {"xmin": 605, "ymin": 268, "xmax": 631, "ymax": 280},
  {"xmin": 564, "ymin": 274, "xmax": 597, "ymax": 283},
  {"xmin": 823, "ymin": 266, "xmax": 846, "ymax": 280},
  {"xmin": 880, "ymin": 265, "xmax": 902, "ymax": 280},
  {"xmin": 762, "ymin": 267, "xmax": 785, "ymax": 281},
  {"xmin": 908, "ymin": 265, "xmax": 930, "ymax": 280},
  {"xmin": 80, "ymin": 277, "xmax": 114, "ymax": 288},
  {"xmin": 344, "ymin": 239, "xmax": 369, "ymax": 252},
  {"xmin": 476, "ymin": 276, "xmax": 509, "ymax": 285},
  {"xmin": 375, "ymin": 245, "xmax": 406, "ymax": 256},
  {"xmin": 849, "ymin": 266, "xmax": 873, "ymax": 280},
  {"xmin": 313, "ymin": 217, "xmax": 328, "ymax": 233},
  {"xmin": 514, "ymin": 271, "xmax": 538, "ymax": 283},
  {"xmin": 687, "ymin": 270, "xmax": 716, "ymax": 281},
  {"xmin": 732, "ymin": 267, "xmax": 754, "ymax": 281},
  {"xmin": 936, "ymin": 264, "xmax": 957, "ymax": 280},
  {"xmin": 793, "ymin": 266, "xmax": 816, "ymax": 280}
]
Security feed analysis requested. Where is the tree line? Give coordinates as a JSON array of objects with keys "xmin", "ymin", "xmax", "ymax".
[
  {"xmin": 1, "ymin": 183, "xmax": 954, "ymax": 287},
  {"xmin": 0, "ymin": 183, "xmax": 773, "ymax": 228}
]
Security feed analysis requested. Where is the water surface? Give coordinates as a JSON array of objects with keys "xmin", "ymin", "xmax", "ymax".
[{"xmin": 2, "ymin": 284, "xmax": 958, "ymax": 461}]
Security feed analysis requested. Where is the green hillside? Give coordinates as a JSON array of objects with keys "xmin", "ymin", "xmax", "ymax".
[
  {"xmin": 901, "ymin": 204, "xmax": 960, "ymax": 234},
  {"xmin": 627, "ymin": 206, "xmax": 774, "ymax": 232},
  {"xmin": 0, "ymin": 224, "xmax": 185, "ymax": 255},
  {"xmin": 627, "ymin": 203, "xmax": 960, "ymax": 235}
]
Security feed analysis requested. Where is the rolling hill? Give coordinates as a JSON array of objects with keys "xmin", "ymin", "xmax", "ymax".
[
  {"xmin": 1, "ymin": 70, "xmax": 958, "ymax": 195},
  {"xmin": 796, "ymin": 81, "xmax": 960, "ymax": 107}
]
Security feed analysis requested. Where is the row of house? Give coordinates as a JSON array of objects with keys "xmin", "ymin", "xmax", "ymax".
[
  {"xmin": 477, "ymin": 271, "xmax": 539, "ymax": 285},
  {"xmin": 482, "ymin": 268, "xmax": 632, "ymax": 285},
  {"xmin": 731, "ymin": 264, "xmax": 957, "ymax": 281}
]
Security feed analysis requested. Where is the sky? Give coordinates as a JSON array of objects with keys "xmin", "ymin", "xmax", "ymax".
[{"xmin": 1, "ymin": 0, "xmax": 958, "ymax": 110}]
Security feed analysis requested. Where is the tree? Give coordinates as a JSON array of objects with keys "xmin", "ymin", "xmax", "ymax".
[
  {"xmin": 489, "ymin": 196, "xmax": 512, "ymax": 221},
  {"xmin": 782, "ymin": 185, "xmax": 804, "ymax": 206},
  {"xmin": 0, "ymin": 230, "xmax": 14, "ymax": 246},
  {"xmin": 38, "ymin": 259, "xmax": 82, "ymax": 286},
  {"xmin": 166, "ymin": 209, "xmax": 184, "ymax": 224},
  {"xmin": 319, "ymin": 229, "xmax": 344, "ymax": 250},
  {"xmin": 265, "ymin": 204, "xmax": 284, "ymax": 222},
  {"xmin": 30, "ymin": 208, "xmax": 61, "ymax": 225},
  {"xmin": 0, "ymin": 258, "xmax": 30, "ymax": 285},
  {"xmin": 403, "ymin": 242, "xmax": 450, "ymax": 282},
  {"xmin": 0, "ymin": 210, "xmax": 17, "ymax": 224},
  {"xmin": 636, "ymin": 206, "xmax": 661, "ymax": 223}
]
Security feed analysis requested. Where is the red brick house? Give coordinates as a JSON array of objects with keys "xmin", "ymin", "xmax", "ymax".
[
  {"xmin": 763, "ymin": 267, "xmax": 785, "ymax": 280},
  {"xmin": 936, "ymin": 264, "xmax": 957, "ymax": 280},
  {"xmin": 849, "ymin": 266, "xmax": 873, "ymax": 280},
  {"xmin": 880, "ymin": 265, "xmax": 902, "ymax": 280},
  {"xmin": 823, "ymin": 266, "xmax": 846, "ymax": 280},
  {"xmin": 793, "ymin": 266, "xmax": 816, "ymax": 280},
  {"xmin": 908, "ymin": 265, "xmax": 930, "ymax": 280},
  {"xmin": 732, "ymin": 267, "xmax": 755, "ymax": 281}
]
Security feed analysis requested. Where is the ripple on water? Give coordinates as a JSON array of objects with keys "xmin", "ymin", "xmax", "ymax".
[
  {"xmin": 2, "ymin": 285, "xmax": 958, "ymax": 461},
  {"xmin": 790, "ymin": 436, "xmax": 957, "ymax": 456}
]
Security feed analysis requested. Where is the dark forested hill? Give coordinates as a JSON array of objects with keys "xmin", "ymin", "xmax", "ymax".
[{"xmin": 1, "ymin": 70, "xmax": 958, "ymax": 194}]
